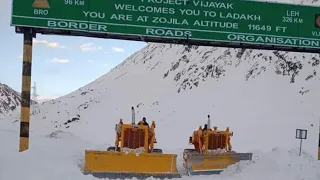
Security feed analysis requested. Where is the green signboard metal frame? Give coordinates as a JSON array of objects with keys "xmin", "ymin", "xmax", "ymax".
[{"xmin": 10, "ymin": 0, "xmax": 320, "ymax": 53}]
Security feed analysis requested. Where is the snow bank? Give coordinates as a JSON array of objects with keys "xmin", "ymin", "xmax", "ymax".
[
  {"xmin": 220, "ymin": 148, "xmax": 320, "ymax": 180},
  {"xmin": 121, "ymin": 147, "xmax": 146, "ymax": 155},
  {"xmin": 0, "ymin": 130, "xmax": 95, "ymax": 180},
  {"xmin": 1, "ymin": 130, "xmax": 320, "ymax": 180}
]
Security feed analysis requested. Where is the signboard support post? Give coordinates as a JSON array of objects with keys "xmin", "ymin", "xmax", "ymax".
[
  {"xmin": 19, "ymin": 27, "xmax": 35, "ymax": 152},
  {"xmin": 299, "ymin": 138, "xmax": 303, "ymax": 156},
  {"xmin": 318, "ymin": 118, "xmax": 320, "ymax": 160}
]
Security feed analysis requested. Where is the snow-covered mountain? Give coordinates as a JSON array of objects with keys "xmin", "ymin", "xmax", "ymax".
[
  {"xmin": 2, "ymin": 42, "xmax": 320, "ymax": 156},
  {"xmin": 0, "ymin": 83, "xmax": 21, "ymax": 115},
  {"xmin": 0, "ymin": 83, "xmax": 37, "ymax": 120}
]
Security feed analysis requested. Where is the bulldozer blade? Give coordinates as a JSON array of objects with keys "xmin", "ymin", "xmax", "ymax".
[
  {"xmin": 185, "ymin": 152, "xmax": 253, "ymax": 176},
  {"xmin": 83, "ymin": 150, "xmax": 181, "ymax": 179}
]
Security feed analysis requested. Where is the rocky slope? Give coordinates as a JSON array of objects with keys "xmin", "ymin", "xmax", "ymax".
[
  {"xmin": 0, "ymin": 83, "xmax": 21, "ymax": 115},
  {"xmin": 0, "ymin": 83, "xmax": 36, "ymax": 120}
]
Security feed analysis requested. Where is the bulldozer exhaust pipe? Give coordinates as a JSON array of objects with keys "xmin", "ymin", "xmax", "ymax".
[{"xmin": 131, "ymin": 106, "xmax": 135, "ymax": 124}]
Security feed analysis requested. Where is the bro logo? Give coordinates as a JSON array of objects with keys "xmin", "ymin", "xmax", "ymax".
[{"xmin": 32, "ymin": 0, "xmax": 50, "ymax": 9}]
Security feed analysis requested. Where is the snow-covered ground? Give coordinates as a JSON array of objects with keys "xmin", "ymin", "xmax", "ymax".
[{"xmin": 1, "ymin": 129, "xmax": 320, "ymax": 180}]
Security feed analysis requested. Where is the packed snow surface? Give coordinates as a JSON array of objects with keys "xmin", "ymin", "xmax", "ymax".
[
  {"xmin": 122, "ymin": 147, "xmax": 146, "ymax": 155},
  {"xmin": 1, "ymin": 129, "xmax": 320, "ymax": 180}
]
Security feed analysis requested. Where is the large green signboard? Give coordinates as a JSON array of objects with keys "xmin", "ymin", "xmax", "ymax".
[{"xmin": 10, "ymin": 0, "xmax": 320, "ymax": 50}]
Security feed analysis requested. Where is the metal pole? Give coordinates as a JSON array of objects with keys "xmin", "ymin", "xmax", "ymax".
[
  {"xmin": 19, "ymin": 27, "xmax": 34, "ymax": 152},
  {"xmin": 299, "ymin": 138, "xmax": 302, "ymax": 156},
  {"xmin": 318, "ymin": 117, "xmax": 320, "ymax": 160}
]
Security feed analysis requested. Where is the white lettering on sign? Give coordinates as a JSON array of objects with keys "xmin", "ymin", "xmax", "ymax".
[
  {"xmin": 227, "ymin": 34, "xmax": 320, "ymax": 47},
  {"xmin": 145, "ymin": 28, "xmax": 192, "ymax": 37},
  {"xmin": 179, "ymin": 9, "xmax": 200, "ymax": 16},
  {"xmin": 275, "ymin": 26, "xmax": 287, "ymax": 33},
  {"xmin": 74, "ymin": 0, "xmax": 84, "ymax": 6},
  {"xmin": 312, "ymin": 31, "xmax": 320, "ymax": 37},
  {"xmin": 141, "ymin": 0, "xmax": 190, "ymax": 6},
  {"xmin": 220, "ymin": 12, "xmax": 261, "ymax": 21},
  {"xmin": 33, "ymin": 9, "xmax": 48, "ymax": 16},
  {"xmin": 152, "ymin": 17, "xmax": 188, "ymax": 25},
  {"xmin": 192, "ymin": 1, "xmax": 233, "ymax": 9},
  {"xmin": 111, "ymin": 14, "xmax": 133, "ymax": 21},
  {"xmin": 282, "ymin": 16, "xmax": 303, "ymax": 23},
  {"xmin": 114, "ymin": 4, "xmax": 175, "ymax": 14},
  {"xmin": 137, "ymin": 16, "xmax": 149, "ymax": 22},
  {"xmin": 248, "ymin": 24, "xmax": 272, "ymax": 32},
  {"xmin": 193, "ymin": 20, "xmax": 238, "ymax": 29},
  {"xmin": 203, "ymin": 11, "xmax": 217, "ymax": 17},
  {"xmin": 47, "ymin": 20, "xmax": 107, "ymax": 32},
  {"xmin": 83, "ymin": 11, "xmax": 105, "ymax": 19},
  {"xmin": 100, "ymin": 0, "xmax": 267, "ymax": 34},
  {"xmin": 64, "ymin": 0, "xmax": 84, "ymax": 6},
  {"xmin": 286, "ymin": 10, "xmax": 299, "ymax": 17}
]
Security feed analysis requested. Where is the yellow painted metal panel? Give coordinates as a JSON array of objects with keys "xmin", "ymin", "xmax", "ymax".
[
  {"xmin": 84, "ymin": 150, "xmax": 179, "ymax": 174},
  {"xmin": 19, "ymin": 137, "xmax": 29, "ymax": 152},
  {"xmin": 189, "ymin": 154, "xmax": 238, "ymax": 171},
  {"xmin": 191, "ymin": 157, "xmax": 238, "ymax": 171}
]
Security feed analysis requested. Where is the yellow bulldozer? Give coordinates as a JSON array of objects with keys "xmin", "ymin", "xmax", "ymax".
[
  {"xmin": 83, "ymin": 107, "xmax": 180, "ymax": 179},
  {"xmin": 183, "ymin": 115, "xmax": 253, "ymax": 176}
]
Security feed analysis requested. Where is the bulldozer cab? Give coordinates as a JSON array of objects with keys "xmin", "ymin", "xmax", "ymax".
[
  {"xmin": 202, "ymin": 127, "xmax": 233, "ymax": 152},
  {"xmin": 188, "ymin": 125, "xmax": 232, "ymax": 153},
  {"xmin": 115, "ymin": 121, "xmax": 155, "ymax": 153}
]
